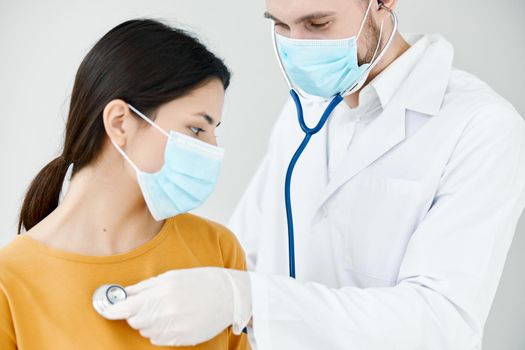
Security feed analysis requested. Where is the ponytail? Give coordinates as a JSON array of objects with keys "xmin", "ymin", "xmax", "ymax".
[{"xmin": 18, "ymin": 156, "xmax": 69, "ymax": 234}]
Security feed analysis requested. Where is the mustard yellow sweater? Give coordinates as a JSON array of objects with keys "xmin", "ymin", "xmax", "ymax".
[{"xmin": 0, "ymin": 214, "xmax": 249, "ymax": 350}]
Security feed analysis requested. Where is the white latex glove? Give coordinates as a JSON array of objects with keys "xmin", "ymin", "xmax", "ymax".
[{"xmin": 102, "ymin": 267, "xmax": 252, "ymax": 346}]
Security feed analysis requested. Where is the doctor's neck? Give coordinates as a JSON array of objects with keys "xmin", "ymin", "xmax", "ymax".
[{"xmin": 345, "ymin": 31, "xmax": 410, "ymax": 108}]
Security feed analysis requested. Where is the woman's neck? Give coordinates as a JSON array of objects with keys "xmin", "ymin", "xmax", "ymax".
[{"xmin": 25, "ymin": 157, "xmax": 164, "ymax": 256}]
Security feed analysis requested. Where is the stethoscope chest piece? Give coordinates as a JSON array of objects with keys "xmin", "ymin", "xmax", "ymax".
[{"xmin": 92, "ymin": 284, "xmax": 127, "ymax": 316}]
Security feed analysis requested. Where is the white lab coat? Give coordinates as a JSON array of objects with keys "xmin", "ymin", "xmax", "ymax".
[{"xmin": 229, "ymin": 34, "xmax": 525, "ymax": 350}]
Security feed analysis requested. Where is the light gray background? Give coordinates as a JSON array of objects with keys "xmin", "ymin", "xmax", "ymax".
[{"xmin": 0, "ymin": 0, "xmax": 524, "ymax": 348}]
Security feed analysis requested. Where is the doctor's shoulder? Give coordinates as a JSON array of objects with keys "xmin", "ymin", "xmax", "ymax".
[
  {"xmin": 170, "ymin": 213, "xmax": 247, "ymax": 271},
  {"xmin": 434, "ymin": 67, "xmax": 525, "ymax": 176},
  {"xmin": 443, "ymin": 68, "xmax": 524, "ymax": 128}
]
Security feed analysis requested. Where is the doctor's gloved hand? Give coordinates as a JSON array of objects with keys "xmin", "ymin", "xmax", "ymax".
[{"xmin": 101, "ymin": 267, "xmax": 252, "ymax": 346}]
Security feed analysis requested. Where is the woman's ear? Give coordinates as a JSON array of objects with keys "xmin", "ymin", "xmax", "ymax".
[{"xmin": 102, "ymin": 99, "xmax": 132, "ymax": 147}]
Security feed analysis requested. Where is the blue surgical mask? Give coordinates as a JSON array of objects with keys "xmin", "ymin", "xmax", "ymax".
[
  {"xmin": 275, "ymin": 0, "xmax": 378, "ymax": 99},
  {"xmin": 111, "ymin": 104, "xmax": 224, "ymax": 221}
]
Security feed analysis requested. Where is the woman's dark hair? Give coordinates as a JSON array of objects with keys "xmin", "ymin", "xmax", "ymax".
[{"xmin": 18, "ymin": 19, "xmax": 231, "ymax": 234}]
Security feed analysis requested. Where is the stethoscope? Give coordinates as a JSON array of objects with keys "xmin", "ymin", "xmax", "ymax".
[
  {"xmin": 271, "ymin": 4, "xmax": 398, "ymax": 278},
  {"xmin": 92, "ymin": 284, "xmax": 128, "ymax": 316}
]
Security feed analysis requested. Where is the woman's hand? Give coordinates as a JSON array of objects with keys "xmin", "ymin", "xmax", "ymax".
[{"xmin": 101, "ymin": 267, "xmax": 252, "ymax": 346}]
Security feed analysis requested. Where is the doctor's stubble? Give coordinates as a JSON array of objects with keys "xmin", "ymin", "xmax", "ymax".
[{"xmin": 358, "ymin": 1, "xmax": 384, "ymax": 66}]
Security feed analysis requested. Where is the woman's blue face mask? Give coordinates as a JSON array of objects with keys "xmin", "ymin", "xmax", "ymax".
[{"xmin": 112, "ymin": 104, "xmax": 224, "ymax": 221}]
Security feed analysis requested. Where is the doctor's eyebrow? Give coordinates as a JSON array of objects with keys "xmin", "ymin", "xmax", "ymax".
[
  {"xmin": 263, "ymin": 11, "xmax": 283, "ymax": 23},
  {"xmin": 194, "ymin": 112, "xmax": 220, "ymax": 127},
  {"xmin": 264, "ymin": 11, "xmax": 336, "ymax": 25}
]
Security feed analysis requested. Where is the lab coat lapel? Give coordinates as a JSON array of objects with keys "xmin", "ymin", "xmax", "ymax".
[
  {"xmin": 318, "ymin": 100, "xmax": 407, "ymax": 208},
  {"xmin": 313, "ymin": 34, "xmax": 454, "ymax": 213}
]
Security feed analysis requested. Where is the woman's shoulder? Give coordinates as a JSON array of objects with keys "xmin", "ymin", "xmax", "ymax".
[
  {"xmin": 169, "ymin": 213, "xmax": 234, "ymax": 239},
  {"xmin": 0, "ymin": 237, "xmax": 34, "ymax": 286},
  {"xmin": 0, "ymin": 236, "xmax": 30, "ymax": 265},
  {"xmin": 169, "ymin": 214, "xmax": 246, "ymax": 270}
]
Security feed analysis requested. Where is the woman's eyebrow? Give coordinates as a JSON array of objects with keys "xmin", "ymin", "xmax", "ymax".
[{"xmin": 194, "ymin": 112, "xmax": 220, "ymax": 127}]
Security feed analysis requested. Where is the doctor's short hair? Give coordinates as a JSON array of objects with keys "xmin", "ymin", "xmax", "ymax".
[{"xmin": 18, "ymin": 18, "xmax": 231, "ymax": 234}]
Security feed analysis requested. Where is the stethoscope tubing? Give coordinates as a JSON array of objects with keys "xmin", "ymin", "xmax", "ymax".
[{"xmin": 279, "ymin": 6, "xmax": 398, "ymax": 278}]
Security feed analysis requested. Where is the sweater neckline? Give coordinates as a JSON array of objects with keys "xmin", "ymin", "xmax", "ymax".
[{"xmin": 16, "ymin": 219, "xmax": 173, "ymax": 264}]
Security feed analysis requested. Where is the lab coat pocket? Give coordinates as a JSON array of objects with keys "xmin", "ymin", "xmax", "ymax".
[{"xmin": 331, "ymin": 176, "xmax": 428, "ymax": 284}]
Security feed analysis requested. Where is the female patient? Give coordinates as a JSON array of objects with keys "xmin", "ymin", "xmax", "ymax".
[{"xmin": 0, "ymin": 19, "xmax": 248, "ymax": 349}]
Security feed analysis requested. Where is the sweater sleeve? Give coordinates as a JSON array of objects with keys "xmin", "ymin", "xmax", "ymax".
[
  {"xmin": 213, "ymin": 221, "xmax": 248, "ymax": 273},
  {"xmin": 216, "ymin": 225, "xmax": 251, "ymax": 350},
  {"xmin": 0, "ymin": 284, "xmax": 16, "ymax": 349}
]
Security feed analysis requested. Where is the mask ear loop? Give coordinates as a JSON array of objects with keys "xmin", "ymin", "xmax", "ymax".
[
  {"xmin": 356, "ymin": 0, "xmax": 375, "ymax": 41},
  {"xmin": 347, "ymin": 19, "xmax": 384, "ymax": 95},
  {"xmin": 340, "ymin": 4, "xmax": 398, "ymax": 97},
  {"xmin": 127, "ymin": 104, "xmax": 170, "ymax": 138},
  {"xmin": 271, "ymin": 22, "xmax": 296, "ymax": 95},
  {"xmin": 111, "ymin": 139, "xmax": 140, "ymax": 174},
  {"xmin": 110, "ymin": 104, "xmax": 171, "ymax": 174},
  {"xmin": 369, "ymin": 18, "xmax": 385, "ymax": 65}
]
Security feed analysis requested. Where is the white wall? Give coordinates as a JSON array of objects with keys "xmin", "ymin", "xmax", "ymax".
[{"xmin": 0, "ymin": 0, "xmax": 524, "ymax": 348}]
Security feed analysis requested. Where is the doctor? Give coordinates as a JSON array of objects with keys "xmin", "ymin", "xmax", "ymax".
[{"xmin": 103, "ymin": 0, "xmax": 525, "ymax": 349}]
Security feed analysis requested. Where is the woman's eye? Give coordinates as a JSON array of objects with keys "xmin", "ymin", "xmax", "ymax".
[{"xmin": 190, "ymin": 126, "xmax": 205, "ymax": 136}]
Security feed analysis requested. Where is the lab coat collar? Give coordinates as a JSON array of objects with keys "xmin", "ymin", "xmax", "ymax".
[{"xmin": 372, "ymin": 34, "xmax": 454, "ymax": 116}]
